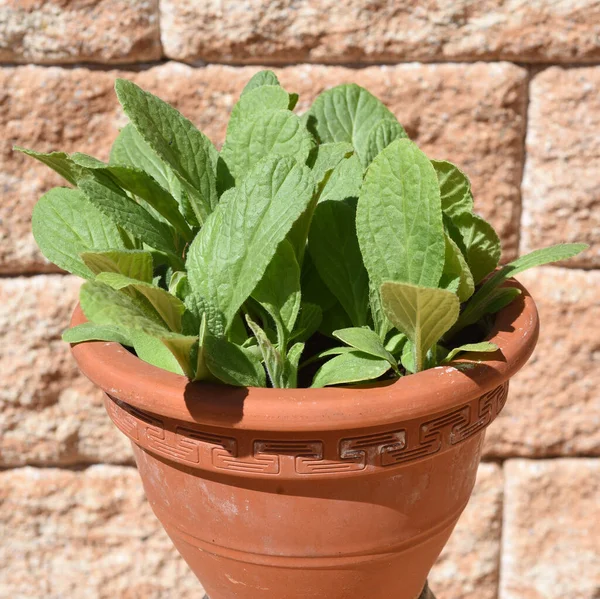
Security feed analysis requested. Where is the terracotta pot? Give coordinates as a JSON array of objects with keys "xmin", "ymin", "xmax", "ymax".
[{"xmin": 70, "ymin": 281, "xmax": 538, "ymax": 599}]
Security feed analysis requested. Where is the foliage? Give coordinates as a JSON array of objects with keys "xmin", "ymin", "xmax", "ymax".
[{"xmin": 20, "ymin": 71, "xmax": 587, "ymax": 388}]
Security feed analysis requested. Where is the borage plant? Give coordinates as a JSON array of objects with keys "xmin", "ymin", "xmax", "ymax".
[{"xmin": 20, "ymin": 71, "xmax": 586, "ymax": 388}]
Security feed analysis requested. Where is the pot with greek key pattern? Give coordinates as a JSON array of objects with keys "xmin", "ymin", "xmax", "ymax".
[{"xmin": 70, "ymin": 281, "xmax": 538, "ymax": 599}]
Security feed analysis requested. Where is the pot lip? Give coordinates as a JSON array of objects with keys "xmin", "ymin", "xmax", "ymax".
[{"xmin": 71, "ymin": 278, "xmax": 539, "ymax": 432}]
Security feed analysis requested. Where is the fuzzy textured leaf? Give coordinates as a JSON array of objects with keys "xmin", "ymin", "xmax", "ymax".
[
  {"xmin": 32, "ymin": 188, "xmax": 127, "ymax": 279},
  {"xmin": 220, "ymin": 109, "xmax": 314, "ymax": 185},
  {"xmin": 333, "ymin": 327, "xmax": 398, "ymax": 371},
  {"xmin": 252, "ymin": 239, "xmax": 301, "ymax": 346},
  {"xmin": 381, "ymin": 281, "xmax": 460, "ymax": 372},
  {"xmin": 365, "ymin": 119, "xmax": 408, "ymax": 165},
  {"xmin": 80, "ymin": 249, "xmax": 153, "ymax": 283},
  {"xmin": 311, "ymin": 351, "xmax": 391, "ymax": 388},
  {"xmin": 441, "ymin": 342, "xmax": 499, "ymax": 364},
  {"xmin": 306, "ymin": 84, "xmax": 404, "ymax": 166},
  {"xmin": 187, "ymin": 156, "xmax": 315, "ymax": 328},
  {"xmin": 115, "ymin": 79, "xmax": 218, "ymax": 224},
  {"xmin": 432, "ymin": 160, "xmax": 474, "ymax": 217},
  {"xmin": 357, "ymin": 139, "xmax": 445, "ymax": 287}
]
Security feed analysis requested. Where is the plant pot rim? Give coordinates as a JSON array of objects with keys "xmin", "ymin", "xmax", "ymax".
[{"xmin": 70, "ymin": 279, "xmax": 538, "ymax": 432}]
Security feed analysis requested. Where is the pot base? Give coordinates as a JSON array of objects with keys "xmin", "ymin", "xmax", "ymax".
[{"xmin": 201, "ymin": 581, "xmax": 437, "ymax": 599}]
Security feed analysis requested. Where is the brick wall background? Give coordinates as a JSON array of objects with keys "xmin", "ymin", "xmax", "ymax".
[{"xmin": 0, "ymin": 2, "xmax": 599, "ymax": 598}]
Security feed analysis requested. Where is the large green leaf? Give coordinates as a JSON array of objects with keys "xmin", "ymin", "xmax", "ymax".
[
  {"xmin": 186, "ymin": 156, "xmax": 315, "ymax": 329},
  {"xmin": 307, "ymin": 142, "xmax": 354, "ymax": 183},
  {"xmin": 95, "ymin": 273, "xmax": 186, "ymax": 333},
  {"xmin": 79, "ymin": 281, "xmax": 169, "ymax": 336},
  {"xmin": 62, "ymin": 323, "xmax": 135, "ymax": 346},
  {"xmin": 32, "ymin": 188, "xmax": 127, "ymax": 279},
  {"xmin": 451, "ymin": 243, "xmax": 588, "ymax": 335},
  {"xmin": 311, "ymin": 351, "xmax": 391, "ymax": 388},
  {"xmin": 306, "ymin": 84, "xmax": 404, "ymax": 166},
  {"xmin": 77, "ymin": 171, "xmax": 179, "ymax": 258},
  {"xmin": 252, "ymin": 239, "xmax": 301, "ymax": 347},
  {"xmin": 365, "ymin": 119, "xmax": 408, "ymax": 165},
  {"xmin": 115, "ymin": 79, "xmax": 218, "ymax": 224},
  {"xmin": 380, "ymin": 281, "xmax": 460, "ymax": 372},
  {"xmin": 357, "ymin": 139, "xmax": 445, "ymax": 287},
  {"xmin": 103, "ymin": 165, "xmax": 193, "ymax": 241},
  {"xmin": 220, "ymin": 109, "xmax": 314, "ymax": 185},
  {"xmin": 308, "ymin": 199, "xmax": 369, "ymax": 327},
  {"xmin": 333, "ymin": 327, "xmax": 398, "ymax": 372},
  {"xmin": 80, "ymin": 249, "xmax": 153, "ymax": 283},
  {"xmin": 109, "ymin": 124, "xmax": 184, "ymax": 203},
  {"xmin": 432, "ymin": 160, "xmax": 474, "ymax": 217}
]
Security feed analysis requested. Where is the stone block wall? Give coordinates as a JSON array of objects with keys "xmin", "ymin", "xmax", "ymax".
[{"xmin": 0, "ymin": 2, "xmax": 598, "ymax": 598}]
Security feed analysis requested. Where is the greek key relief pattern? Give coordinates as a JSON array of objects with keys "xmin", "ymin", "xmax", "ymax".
[{"xmin": 105, "ymin": 383, "xmax": 508, "ymax": 477}]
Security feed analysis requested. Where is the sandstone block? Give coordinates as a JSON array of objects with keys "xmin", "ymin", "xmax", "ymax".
[
  {"xmin": 0, "ymin": 465, "xmax": 200, "ymax": 598},
  {"xmin": 160, "ymin": 0, "xmax": 600, "ymax": 64},
  {"xmin": 0, "ymin": 275, "xmax": 132, "ymax": 466},
  {"xmin": 1, "ymin": 61, "xmax": 526, "ymax": 273},
  {"xmin": 429, "ymin": 462, "xmax": 503, "ymax": 599},
  {"xmin": 0, "ymin": 0, "xmax": 161, "ymax": 64},
  {"xmin": 522, "ymin": 67, "xmax": 600, "ymax": 267},
  {"xmin": 501, "ymin": 459, "xmax": 600, "ymax": 599},
  {"xmin": 484, "ymin": 267, "xmax": 600, "ymax": 457}
]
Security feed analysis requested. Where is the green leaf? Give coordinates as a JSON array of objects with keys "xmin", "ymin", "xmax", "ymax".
[
  {"xmin": 333, "ymin": 327, "xmax": 398, "ymax": 373},
  {"xmin": 70, "ymin": 152, "xmax": 106, "ymax": 169},
  {"xmin": 441, "ymin": 342, "xmax": 499, "ymax": 365},
  {"xmin": 300, "ymin": 346, "xmax": 354, "ymax": 368},
  {"xmin": 103, "ymin": 165, "xmax": 193, "ymax": 241},
  {"xmin": 80, "ymin": 249, "xmax": 153, "ymax": 283},
  {"xmin": 380, "ymin": 281, "xmax": 460, "ymax": 372},
  {"xmin": 220, "ymin": 109, "xmax": 314, "ymax": 186},
  {"xmin": 242, "ymin": 70, "xmax": 280, "ymax": 95},
  {"xmin": 290, "ymin": 302, "xmax": 322, "ymax": 343},
  {"xmin": 385, "ymin": 332, "xmax": 407, "ymax": 356},
  {"xmin": 186, "ymin": 156, "xmax": 315, "ymax": 329},
  {"xmin": 95, "ymin": 273, "xmax": 185, "ymax": 333},
  {"xmin": 32, "ymin": 188, "xmax": 127, "ymax": 279},
  {"xmin": 185, "ymin": 293, "xmax": 225, "ymax": 337},
  {"xmin": 158, "ymin": 333, "xmax": 198, "ymax": 378},
  {"xmin": 284, "ymin": 342, "xmax": 305, "ymax": 388},
  {"xmin": 204, "ymin": 332, "xmax": 266, "ymax": 387},
  {"xmin": 15, "ymin": 146, "xmax": 80, "ymax": 185},
  {"xmin": 432, "ymin": 160, "xmax": 474, "ymax": 217},
  {"xmin": 229, "ymin": 85, "xmax": 290, "ymax": 125},
  {"xmin": 110, "ymin": 124, "xmax": 184, "ymax": 204},
  {"xmin": 369, "ymin": 281, "xmax": 393, "ymax": 340},
  {"xmin": 308, "ymin": 199, "xmax": 369, "ymax": 327},
  {"xmin": 306, "ymin": 84, "xmax": 404, "ymax": 166},
  {"xmin": 451, "ymin": 243, "xmax": 588, "ymax": 335},
  {"xmin": 311, "ymin": 351, "xmax": 391, "ymax": 388},
  {"xmin": 439, "ymin": 234, "xmax": 475, "ymax": 302},
  {"xmin": 449, "ymin": 211, "xmax": 501, "ymax": 285},
  {"xmin": 114, "ymin": 79, "xmax": 218, "ymax": 225},
  {"xmin": 357, "ymin": 139, "xmax": 445, "ymax": 288},
  {"xmin": 77, "ymin": 171, "xmax": 180, "ymax": 258},
  {"xmin": 252, "ymin": 239, "xmax": 301, "ymax": 347},
  {"xmin": 319, "ymin": 153, "xmax": 363, "ymax": 204},
  {"xmin": 130, "ymin": 331, "xmax": 186, "ymax": 376},
  {"xmin": 79, "ymin": 281, "xmax": 169, "ymax": 336},
  {"xmin": 483, "ymin": 287, "xmax": 522, "ymax": 315},
  {"xmin": 62, "ymin": 323, "xmax": 135, "ymax": 346},
  {"xmin": 307, "ymin": 142, "xmax": 354, "ymax": 184},
  {"xmin": 365, "ymin": 119, "xmax": 408, "ymax": 165},
  {"xmin": 246, "ymin": 316, "xmax": 285, "ymax": 388}
]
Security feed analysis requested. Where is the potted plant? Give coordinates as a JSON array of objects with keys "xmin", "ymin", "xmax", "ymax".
[{"xmin": 19, "ymin": 70, "xmax": 586, "ymax": 599}]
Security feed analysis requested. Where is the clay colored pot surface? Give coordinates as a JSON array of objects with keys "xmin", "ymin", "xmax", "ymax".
[{"xmin": 71, "ymin": 281, "xmax": 538, "ymax": 599}]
